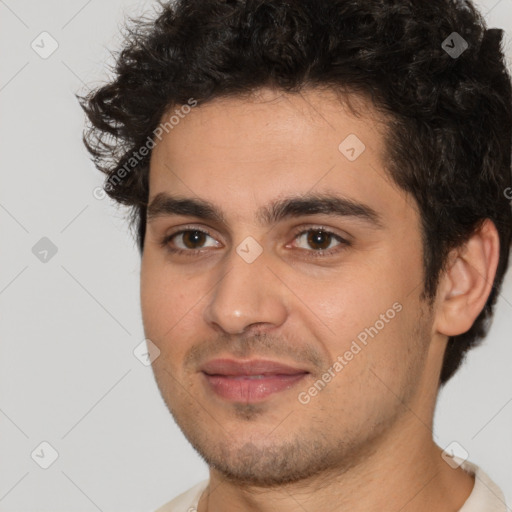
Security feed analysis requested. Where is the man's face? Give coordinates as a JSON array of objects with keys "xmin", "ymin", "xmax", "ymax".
[{"xmin": 141, "ymin": 87, "xmax": 437, "ymax": 485}]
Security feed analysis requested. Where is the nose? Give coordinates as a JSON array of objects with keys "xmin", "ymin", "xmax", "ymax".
[{"xmin": 202, "ymin": 246, "xmax": 288, "ymax": 335}]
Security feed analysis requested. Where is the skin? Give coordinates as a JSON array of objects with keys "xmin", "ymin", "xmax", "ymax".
[{"xmin": 140, "ymin": 87, "xmax": 499, "ymax": 512}]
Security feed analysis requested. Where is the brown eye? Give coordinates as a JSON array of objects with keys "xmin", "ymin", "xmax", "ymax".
[
  {"xmin": 163, "ymin": 229, "xmax": 220, "ymax": 253},
  {"xmin": 294, "ymin": 229, "xmax": 342, "ymax": 251},
  {"xmin": 306, "ymin": 230, "xmax": 334, "ymax": 250},
  {"xmin": 289, "ymin": 227, "xmax": 351, "ymax": 258},
  {"xmin": 181, "ymin": 230, "xmax": 208, "ymax": 249}
]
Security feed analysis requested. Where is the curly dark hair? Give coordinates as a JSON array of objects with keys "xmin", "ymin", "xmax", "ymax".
[{"xmin": 78, "ymin": 0, "xmax": 512, "ymax": 386}]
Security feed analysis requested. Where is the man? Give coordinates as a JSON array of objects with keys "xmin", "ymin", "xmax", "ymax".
[{"xmin": 79, "ymin": 0, "xmax": 511, "ymax": 510}]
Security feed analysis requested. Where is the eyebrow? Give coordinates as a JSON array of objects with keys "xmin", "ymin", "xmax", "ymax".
[{"xmin": 146, "ymin": 192, "xmax": 384, "ymax": 229}]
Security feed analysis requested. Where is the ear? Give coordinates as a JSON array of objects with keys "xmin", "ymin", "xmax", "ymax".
[{"xmin": 434, "ymin": 219, "xmax": 500, "ymax": 337}]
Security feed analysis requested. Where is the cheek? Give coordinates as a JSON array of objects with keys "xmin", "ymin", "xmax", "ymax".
[
  {"xmin": 302, "ymin": 296, "xmax": 426, "ymax": 429},
  {"xmin": 288, "ymin": 267, "xmax": 402, "ymax": 345},
  {"xmin": 291, "ymin": 261, "xmax": 423, "ymax": 381},
  {"xmin": 140, "ymin": 257, "xmax": 197, "ymax": 345}
]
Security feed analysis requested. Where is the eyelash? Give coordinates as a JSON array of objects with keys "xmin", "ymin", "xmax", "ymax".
[{"xmin": 159, "ymin": 225, "xmax": 351, "ymax": 259}]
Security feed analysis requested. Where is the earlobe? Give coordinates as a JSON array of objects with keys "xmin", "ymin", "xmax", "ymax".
[{"xmin": 434, "ymin": 219, "xmax": 500, "ymax": 337}]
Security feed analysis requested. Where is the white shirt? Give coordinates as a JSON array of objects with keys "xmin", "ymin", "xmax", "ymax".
[{"xmin": 154, "ymin": 458, "xmax": 507, "ymax": 512}]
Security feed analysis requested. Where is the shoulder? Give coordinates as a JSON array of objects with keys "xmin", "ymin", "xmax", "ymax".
[
  {"xmin": 457, "ymin": 458, "xmax": 507, "ymax": 512},
  {"xmin": 154, "ymin": 480, "xmax": 209, "ymax": 512}
]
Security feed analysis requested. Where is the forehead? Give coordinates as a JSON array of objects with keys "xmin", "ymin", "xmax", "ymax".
[
  {"xmin": 148, "ymin": 87, "xmax": 410, "ymax": 222},
  {"xmin": 151, "ymin": 87, "xmax": 387, "ymax": 164}
]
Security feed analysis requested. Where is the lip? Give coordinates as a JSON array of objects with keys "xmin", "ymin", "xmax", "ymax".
[
  {"xmin": 201, "ymin": 358, "xmax": 309, "ymax": 402},
  {"xmin": 201, "ymin": 358, "xmax": 309, "ymax": 376}
]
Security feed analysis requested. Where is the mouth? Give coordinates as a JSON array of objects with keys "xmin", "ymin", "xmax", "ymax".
[{"xmin": 200, "ymin": 358, "xmax": 310, "ymax": 402}]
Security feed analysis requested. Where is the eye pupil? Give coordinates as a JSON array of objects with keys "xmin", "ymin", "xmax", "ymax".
[
  {"xmin": 183, "ymin": 230, "xmax": 206, "ymax": 249},
  {"xmin": 307, "ymin": 230, "xmax": 331, "ymax": 250}
]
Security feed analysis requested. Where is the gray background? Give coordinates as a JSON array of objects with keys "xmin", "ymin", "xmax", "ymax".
[{"xmin": 0, "ymin": 0, "xmax": 511, "ymax": 510}]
